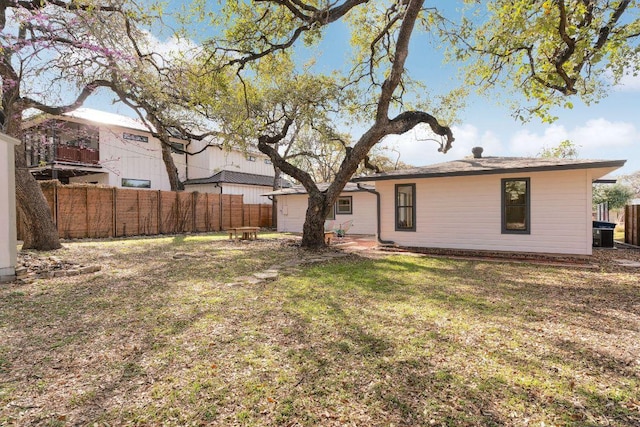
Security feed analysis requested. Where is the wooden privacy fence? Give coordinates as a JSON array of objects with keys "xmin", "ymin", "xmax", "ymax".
[
  {"xmin": 625, "ymin": 205, "xmax": 640, "ymax": 246},
  {"xmin": 18, "ymin": 182, "xmax": 272, "ymax": 240}
]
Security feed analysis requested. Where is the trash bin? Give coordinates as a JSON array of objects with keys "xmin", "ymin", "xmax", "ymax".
[
  {"xmin": 592, "ymin": 220, "xmax": 617, "ymax": 229},
  {"xmin": 593, "ymin": 228, "xmax": 614, "ymax": 248}
]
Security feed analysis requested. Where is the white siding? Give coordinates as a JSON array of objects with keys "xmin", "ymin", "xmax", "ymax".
[
  {"xmin": 96, "ymin": 127, "xmax": 187, "ymax": 191},
  {"xmin": 376, "ymin": 169, "xmax": 596, "ymax": 255},
  {"xmin": 69, "ymin": 173, "xmax": 110, "ymax": 185},
  {"xmin": 276, "ymin": 192, "xmax": 377, "ymax": 235},
  {"xmin": 0, "ymin": 133, "xmax": 19, "ymax": 279},
  {"xmin": 184, "ymin": 184, "xmax": 273, "ymax": 204},
  {"xmin": 183, "ymin": 183, "xmax": 222, "ymax": 195},
  {"xmin": 187, "ymin": 141, "xmax": 275, "ymax": 179},
  {"xmin": 221, "ymin": 184, "xmax": 273, "ymax": 204}
]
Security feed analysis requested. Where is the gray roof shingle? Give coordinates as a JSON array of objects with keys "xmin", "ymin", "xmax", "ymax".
[
  {"xmin": 263, "ymin": 182, "xmax": 374, "ymax": 196},
  {"xmin": 351, "ymin": 157, "xmax": 626, "ymax": 182},
  {"xmin": 184, "ymin": 170, "xmax": 291, "ymax": 188}
]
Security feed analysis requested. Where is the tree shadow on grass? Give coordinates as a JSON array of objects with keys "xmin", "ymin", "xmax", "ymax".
[
  {"xmin": 2, "ymin": 244, "xmax": 639, "ymax": 425},
  {"xmin": 268, "ymin": 254, "xmax": 640, "ymax": 425}
]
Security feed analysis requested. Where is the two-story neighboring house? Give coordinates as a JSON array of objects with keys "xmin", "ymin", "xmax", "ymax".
[
  {"xmin": 24, "ymin": 108, "xmax": 188, "ymax": 190},
  {"xmin": 23, "ymin": 108, "xmax": 286, "ymax": 203},
  {"xmin": 183, "ymin": 137, "xmax": 286, "ymax": 204}
]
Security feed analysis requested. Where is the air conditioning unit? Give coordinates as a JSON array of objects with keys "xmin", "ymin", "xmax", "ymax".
[{"xmin": 593, "ymin": 228, "xmax": 614, "ymax": 248}]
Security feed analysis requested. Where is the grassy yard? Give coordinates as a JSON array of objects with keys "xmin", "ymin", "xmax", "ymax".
[{"xmin": 1, "ymin": 234, "xmax": 639, "ymax": 426}]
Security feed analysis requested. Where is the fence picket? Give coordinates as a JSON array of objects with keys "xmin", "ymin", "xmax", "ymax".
[{"xmin": 16, "ymin": 182, "xmax": 272, "ymax": 240}]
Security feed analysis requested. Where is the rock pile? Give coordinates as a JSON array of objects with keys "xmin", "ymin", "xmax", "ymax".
[{"xmin": 13, "ymin": 252, "xmax": 101, "ymax": 283}]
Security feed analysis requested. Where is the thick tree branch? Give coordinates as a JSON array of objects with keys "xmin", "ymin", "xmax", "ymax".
[
  {"xmin": 19, "ymin": 79, "xmax": 112, "ymax": 114},
  {"xmin": 16, "ymin": 0, "xmax": 121, "ymax": 12},
  {"xmin": 225, "ymin": 0, "xmax": 369, "ymax": 69},
  {"xmin": 376, "ymin": 0, "xmax": 423, "ymax": 123}
]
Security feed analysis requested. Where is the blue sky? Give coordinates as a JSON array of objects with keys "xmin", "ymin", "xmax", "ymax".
[{"xmin": 85, "ymin": 3, "xmax": 640, "ymax": 176}]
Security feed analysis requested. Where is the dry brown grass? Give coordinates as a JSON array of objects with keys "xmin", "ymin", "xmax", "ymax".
[{"xmin": 1, "ymin": 234, "xmax": 639, "ymax": 426}]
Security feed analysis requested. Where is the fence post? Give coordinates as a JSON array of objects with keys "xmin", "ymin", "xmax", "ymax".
[
  {"xmin": 53, "ymin": 180, "xmax": 59, "ymax": 228},
  {"xmin": 85, "ymin": 186, "xmax": 90, "ymax": 239},
  {"xmin": 219, "ymin": 194, "xmax": 223, "ymax": 231},
  {"xmin": 112, "ymin": 187, "xmax": 117, "ymax": 237},
  {"xmin": 192, "ymin": 192, "xmax": 197, "ymax": 232},
  {"xmin": 157, "ymin": 190, "xmax": 161, "ymax": 235},
  {"xmin": 136, "ymin": 190, "xmax": 141, "ymax": 235},
  {"xmin": 628, "ymin": 205, "xmax": 640, "ymax": 246},
  {"xmin": 242, "ymin": 199, "xmax": 246, "ymax": 227},
  {"xmin": 205, "ymin": 193, "xmax": 210, "ymax": 232}
]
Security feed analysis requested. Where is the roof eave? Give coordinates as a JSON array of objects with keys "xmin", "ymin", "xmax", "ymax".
[{"xmin": 351, "ymin": 160, "xmax": 627, "ymax": 182}]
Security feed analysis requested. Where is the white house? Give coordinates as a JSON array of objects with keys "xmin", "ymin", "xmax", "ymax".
[
  {"xmin": 264, "ymin": 183, "xmax": 378, "ymax": 235},
  {"xmin": 0, "ymin": 133, "xmax": 19, "ymax": 283},
  {"xmin": 22, "ymin": 108, "xmax": 283, "ymax": 203},
  {"xmin": 184, "ymin": 138, "xmax": 285, "ymax": 204},
  {"xmin": 352, "ymin": 155, "xmax": 626, "ymax": 256},
  {"xmin": 23, "ymin": 108, "xmax": 187, "ymax": 190}
]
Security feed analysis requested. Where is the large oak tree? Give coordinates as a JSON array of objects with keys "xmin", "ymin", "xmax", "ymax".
[{"xmin": 189, "ymin": 0, "xmax": 638, "ymax": 248}]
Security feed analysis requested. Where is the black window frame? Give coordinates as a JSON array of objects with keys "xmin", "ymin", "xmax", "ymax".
[
  {"xmin": 395, "ymin": 183, "xmax": 416, "ymax": 232},
  {"xmin": 122, "ymin": 178, "xmax": 151, "ymax": 189},
  {"xmin": 122, "ymin": 132, "xmax": 148, "ymax": 143},
  {"xmin": 336, "ymin": 196, "xmax": 353, "ymax": 215},
  {"xmin": 170, "ymin": 142, "xmax": 185, "ymax": 154},
  {"xmin": 501, "ymin": 178, "xmax": 530, "ymax": 234}
]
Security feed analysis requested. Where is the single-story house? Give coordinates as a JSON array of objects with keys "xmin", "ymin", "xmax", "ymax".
[
  {"xmin": 264, "ymin": 183, "xmax": 378, "ymax": 235},
  {"xmin": 184, "ymin": 170, "xmax": 290, "ymax": 204},
  {"xmin": 352, "ymin": 155, "xmax": 626, "ymax": 256}
]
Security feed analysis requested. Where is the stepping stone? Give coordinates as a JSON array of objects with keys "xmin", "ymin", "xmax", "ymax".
[
  {"xmin": 282, "ymin": 260, "xmax": 303, "ymax": 267},
  {"xmin": 253, "ymin": 270, "xmax": 279, "ymax": 281},
  {"xmin": 614, "ymin": 259, "xmax": 640, "ymax": 268},
  {"xmin": 245, "ymin": 277, "xmax": 265, "ymax": 285}
]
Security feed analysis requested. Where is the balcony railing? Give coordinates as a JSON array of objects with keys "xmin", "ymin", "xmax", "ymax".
[
  {"xmin": 55, "ymin": 145, "xmax": 100, "ymax": 164},
  {"xmin": 27, "ymin": 142, "xmax": 100, "ymax": 167}
]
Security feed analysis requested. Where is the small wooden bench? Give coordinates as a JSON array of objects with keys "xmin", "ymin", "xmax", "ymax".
[{"xmin": 228, "ymin": 226, "xmax": 260, "ymax": 241}]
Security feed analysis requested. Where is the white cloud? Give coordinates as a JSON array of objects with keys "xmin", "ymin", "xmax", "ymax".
[
  {"xmin": 146, "ymin": 32, "xmax": 198, "ymax": 56},
  {"xmin": 140, "ymin": 31, "xmax": 201, "ymax": 61},
  {"xmin": 614, "ymin": 70, "xmax": 640, "ymax": 91},
  {"xmin": 509, "ymin": 119, "xmax": 638, "ymax": 158}
]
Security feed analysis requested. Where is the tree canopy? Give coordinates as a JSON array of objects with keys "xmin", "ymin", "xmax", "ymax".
[
  {"xmin": 593, "ymin": 183, "xmax": 635, "ymax": 209},
  {"xmin": 453, "ymin": 0, "xmax": 640, "ymax": 122}
]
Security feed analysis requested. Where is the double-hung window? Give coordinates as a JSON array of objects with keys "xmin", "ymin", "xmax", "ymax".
[
  {"xmin": 502, "ymin": 178, "xmax": 530, "ymax": 233},
  {"xmin": 336, "ymin": 196, "xmax": 352, "ymax": 215},
  {"xmin": 395, "ymin": 184, "xmax": 416, "ymax": 231}
]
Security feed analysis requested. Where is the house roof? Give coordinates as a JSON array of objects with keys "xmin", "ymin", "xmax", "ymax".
[
  {"xmin": 61, "ymin": 108, "xmax": 152, "ymax": 133},
  {"xmin": 263, "ymin": 182, "xmax": 374, "ymax": 196},
  {"xmin": 351, "ymin": 157, "xmax": 626, "ymax": 182},
  {"xmin": 184, "ymin": 170, "xmax": 291, "ymax": 188}
]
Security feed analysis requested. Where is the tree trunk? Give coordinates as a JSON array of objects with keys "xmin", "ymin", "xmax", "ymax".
[
  {"xmin": 301, "ymin": 192, "xmax": 328, "ymax": 248},
  {"xmin": 271, "ymin": 168, "xmax": 282, "ymax": 229},
  {"xmin": 160, "ymin": 140, "xmax": 184, "ymax": 191},
  {"xmin": 14, "ymin": 141, "xmax": 62, "ymax": 250}
]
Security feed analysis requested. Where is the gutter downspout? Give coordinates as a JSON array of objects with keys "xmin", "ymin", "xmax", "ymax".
[{"xmin": 356, "ymin": 183, "xmax": 395, "ymax": 245}]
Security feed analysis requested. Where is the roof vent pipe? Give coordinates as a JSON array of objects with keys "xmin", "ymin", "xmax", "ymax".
[{"xmin": 472, "ymin": 146, "xmax": 483, "ymax": 159}]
